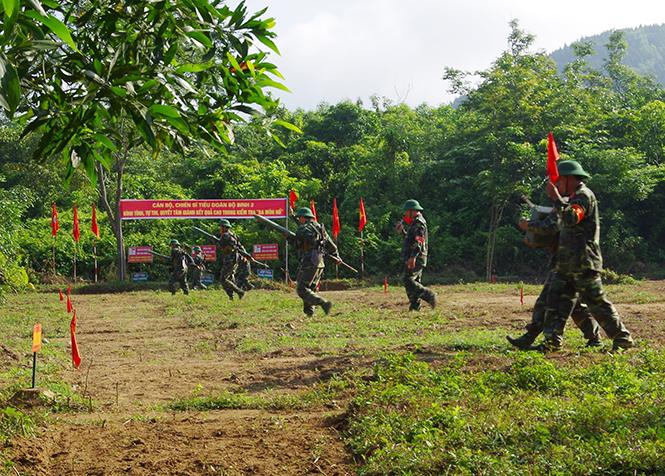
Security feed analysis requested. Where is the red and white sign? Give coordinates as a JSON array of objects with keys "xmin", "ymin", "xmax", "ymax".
[
  {"xmin": 253, "ymin": 244, "xmax": 279, "ymax": 261},
  {"xmin": 120, "ymin": 198, "xmax": 287, "ymax": 220},
  {"xmin": 193, "ymin": 245, "xmax": 217, "ymax": 262},
  {"xmin": 128, "ymin": 246, "xmax": 154, "ymax": 263}
]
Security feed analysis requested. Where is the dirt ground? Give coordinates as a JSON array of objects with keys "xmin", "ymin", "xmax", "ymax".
[{"xmin": 6, "ymin": 281, "xmax": 665, "ymax": 476}]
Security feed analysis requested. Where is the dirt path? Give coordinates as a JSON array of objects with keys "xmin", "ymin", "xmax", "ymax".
[{"xmin": 7, "ymin": 281, "xmax": 665, "ymax": 475}]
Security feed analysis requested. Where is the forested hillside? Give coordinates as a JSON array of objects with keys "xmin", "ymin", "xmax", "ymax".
[
  {"xmin": 551, "ymin": 23, "xmax": 665, "ymax": 84},
  {"xmin": 2, "ymin": 21, "xmax": 665, "ymax": 290}
]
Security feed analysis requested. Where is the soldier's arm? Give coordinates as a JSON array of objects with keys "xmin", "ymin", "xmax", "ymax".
[
  {"xmin": 555, "ymin": 193, "xmax": 590, "ymax": 227},
  {"xmin": 409, "ymin": 223, "xmax": 426, "ymax": 258}
]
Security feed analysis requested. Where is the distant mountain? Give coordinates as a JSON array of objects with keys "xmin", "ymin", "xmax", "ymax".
[{"xmin": 550, "ymin": 23, "xmax": 665, "ymax": 83}]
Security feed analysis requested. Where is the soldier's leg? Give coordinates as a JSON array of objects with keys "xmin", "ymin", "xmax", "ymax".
[
  {"xmin": 569, "ymin": 298, "xmax": 601, "ymax": 346},
  {"xmin": 237, "ymin": 261, "xmax": 254, "ymax": 291},
  {"xmin": 402, "ymin": 265, "xmax": 434, "ymax": 310},
  {"xmin": 541, "ymin": 274, "xmax": 577, "ymax": 350},
  {"xmin": 179, "ymin": 274, "xmax": 189, "ymax": 295},
  {"xmin": 573, "ymin": 271, "xmax": 633, "ymax": 349},
  {"xmin": 296, "ymin": 266, "xmax": 327, "ymax": 314},
  {"xmin": 168, "ymin": 271, "xmax": 179, "ymax": 295},
  {"xmin": 221, "ymin": 262, "xmax": 243, "ymax": 300},
  {"xmin": 508, "ymin": 279, "xmax": 550, "ymax": 350}
]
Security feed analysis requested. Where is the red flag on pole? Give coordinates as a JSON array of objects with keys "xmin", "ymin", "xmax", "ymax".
[
  {"xmin": 332, "ymin": 198, "xmax": 340, "ymax": 240},
  {"xmin": 520, "ymin": 282, "xmax": 524, "ymax": 305},
  {"xmin": 384, "ymin": 276, "xmax": 387, "ymax": 295},
  {"xmin": 67, "ymin": 284, "xmax": 71, "ymax": 295},
  {"xmin": 51, "ymin": 203, "xmax": 59, "ymax": 236},
  {"xmin": 91, "ymin": 203, "xmax": 100, "ymax": 238},
  {"xmin": 70, "ymin": 310, "xmax": 81, "ymax": 369},
  {"xmin": 59, "ymin": 289, "xmax": 64, "ymax": 301},
  {"xmin": 547, "ymin": 132, "xmax": 560, "ymax": 183},
  {"xmin": 310, "ymin": 199, "xmax": 318, "ymax": 221},
  {"xmin": 289, "ymin": 189, "xmax": 298, "ymax": 213},
  {"xmin": 359, "ymin": 198, "xmax": 367, "ymax": 232},
  {"xmin": 66, "ymin": 294, "xmax": 73, "ymax": 313},
  {"xmin": 72, "ymin": 203, "xmax": 80, "ymax": 242}
]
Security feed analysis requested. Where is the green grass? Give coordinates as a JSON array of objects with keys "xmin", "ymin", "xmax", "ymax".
[{"xmin": 3, "ymin": 283, "xmax": 665, "ymax": 474}]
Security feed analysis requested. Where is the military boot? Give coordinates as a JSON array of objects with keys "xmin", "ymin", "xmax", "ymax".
[{"xmin": 506, "ymin": 334, "xmax": 537, "ymax": 350}]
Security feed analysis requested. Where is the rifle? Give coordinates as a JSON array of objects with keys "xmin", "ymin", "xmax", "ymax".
[
  {"xmin": 191, "ymin": 226, "xmax": 268, "ymax": 268},
  {"xmin": 254, "ymin": 214, "xmax": 358, "ymax": 273},
  {"xmin": 147, "ymin": 250, "xmax": 169, "ymax": 260}
]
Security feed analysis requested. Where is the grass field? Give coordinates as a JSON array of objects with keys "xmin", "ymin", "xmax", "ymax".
[{"xmin": 2, "ymin": 280, "xmax": 665, "ymax": 475}]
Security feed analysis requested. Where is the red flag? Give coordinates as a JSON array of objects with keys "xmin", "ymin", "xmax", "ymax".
[
  {"xmin": 547, "ymin": 132, "xmax": 560, "ymax": 183},
  {"xmin": 72, "ymin": 203, "xmax": 80, "ymax": 242},
  {"xmin": 70, "ymin": 310, "xmax": 81, "ymax": 369},
  {"xmin": 332, "ymin": 198, "xmax": 340, "ymax": 240},
  {"xmin": 66, "ymin": 294, "xmax": 73, "ymax": 313},
  {"xmin": 59, "ymin": 289, "xmax": 64, "ymax": 301},
  {"xmin": 384, "ymin": 276, "xmax": 387, "ymax": 295},
  {"xmin": 51, "ymin": 203, "xmax": 59, "ymax": 236},
  {"xmin": 91, "ymin": 203, "xmax": 100, "ymax": 238},
  {"xmin": 520, "ymin": 283, "xmax": 524, "ymax": 306},
  {"xmin": 359, "ymin": 198, "xmax": 367, "ymax": 232},
  {"xmin": 289, "ymin": 189, "xmax": 298, "ymax": 213},
  {"xmin": 310, "ymin": 199, "xmax": 318, "ymax": 221},
  {"xmin": 67, "ymin": 284, "xmax": 71, "ymax": 295}
]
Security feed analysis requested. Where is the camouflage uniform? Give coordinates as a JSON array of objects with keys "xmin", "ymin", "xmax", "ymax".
[
  {"xmin": 168, "ymin": 244, "xmax": 193, "ymax": 295},
  {"xmin": 217, "ymin": 230, "xmax": 245, "ymax": 300},
  {"xmin": 288, "ymin": 213, "xmax": 340, "ymax": 316},
  {"xmin": 400, "ymin": 210, "xmax": 436, "ymax": 311},
  {"xmin": 191, "ymin": 250, "xmax": 208, "ymax": 290},
  {"xmin": 507, "ymin": 210, "xmax": 600, "ymax": 349},
  {"xmin": 542, "ymin": 182, "xmax": 634, "ymax": 350},
  {"xmin": 235, "ymin": 247, "xmax": 255, "ymax": 291}
]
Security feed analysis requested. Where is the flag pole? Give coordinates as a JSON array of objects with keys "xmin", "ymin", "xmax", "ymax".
[
  {"xmin": 73, "ymin": 241, "xmax": 77, "ymax": 281},
  {"xmin": 335, "ymin": 237, "xmax": 339, "ymax": 278},
  {"xmin": 94, "ymin": 238, "xmax": 98, "ymax": 283},
  {"xmin": 52, "ymin": 236, "xmax": 56, "ymax": 276},
  {"xmin": 284, "ymin": 195, "xmax": 289, "ymax": 285},
  {"xmin": 360, "ymin": 231, "xmax": 365, "ymax": 278}
]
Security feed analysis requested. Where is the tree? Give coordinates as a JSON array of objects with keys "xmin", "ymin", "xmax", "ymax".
[{"xmin": 0, "ymin": 0, "xmax": 296, "ymax": 280}]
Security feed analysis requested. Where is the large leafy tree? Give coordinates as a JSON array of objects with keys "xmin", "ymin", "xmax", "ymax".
[{"xmin": 0, "ymin": 0, "xmax": 295, "ymax": 279}]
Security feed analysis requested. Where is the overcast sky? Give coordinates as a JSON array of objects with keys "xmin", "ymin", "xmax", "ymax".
[{"xmin": 235, "ymin": 0, "xmax": 665, "ymax": 111}]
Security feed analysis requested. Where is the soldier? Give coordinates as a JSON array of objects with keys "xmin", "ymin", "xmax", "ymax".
[
  {"xmin": 286, "ymin": 207, "xmax": 341, "ymax": 316},
  {"xmin": 507, "ymin": 209, "xmax": 601, "ymax": 350},
  {"xmin": 236, "ymin": 256, "xmax": 255, "ymax": 291},
  {"xmin": 168, "ymin": 239, "xmax": 193, "ymax": 295},
  {"xmin": 395, "ymin": 199, "xmax": 437, "ymax": 311},
  {"xmin": 191, "ymin": 245, "xmax": 208, "ymax": 290},
  {"xmin": 537, "ymin": 160, "xmax": 634, "ymax": 352},
  {"xmin": 216, "ymin": 218, "xmax": 246, "ymax": 301}
]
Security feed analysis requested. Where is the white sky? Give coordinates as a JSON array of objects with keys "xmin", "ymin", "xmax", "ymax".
[{"xmin": 236, "ymin": 0, "xmax": 665, "ymax": 111}]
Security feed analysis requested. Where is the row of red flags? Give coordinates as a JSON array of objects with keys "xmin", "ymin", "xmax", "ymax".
[
  {"xmin": 52, "ymin": 202, "xmax": 100, "ymax": 241},
  {"xmin": 288, "ymin": 190, "xmax": 368, "ymax": 240},
  {"xmin": 58, "ymin": 285, "xmax": 81, "ymax": 369}
]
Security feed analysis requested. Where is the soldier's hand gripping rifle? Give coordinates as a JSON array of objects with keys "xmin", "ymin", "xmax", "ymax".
[
  {"xmin": 190, "ymin": 226, "xmax": 268, "ymax": 268},
  {"xmin": 253, "ymin": 214, "xmax": 358, "ymax": 273}
]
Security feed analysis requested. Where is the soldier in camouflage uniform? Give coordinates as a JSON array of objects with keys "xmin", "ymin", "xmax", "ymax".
[
  {"xmin": 537, "ymin": 160, "xmax": 634, "ymax": 352},
  {"xmin": 506, "ymin": 209, "xmax": 601, "ymax": 350},
  {"xmin": 235, "ymin": 253, "xmax": 255, "ymax": 292},
  {"xmin": 287, "ymin": 207, "xmax": 341, "ymax": 316},
  {"xmin": 216, "ymin": 218, "xmax": 246, "ymax": 301},
  {"xmin": 168, "ymin": 239, "xmax": 193, "ymax": 295},
  {"xmin": 191, "ymin": 245, "xmax": 208, "ymax": 290},
  {"xmin": 396, "ymin": 199, "xmax": 437, "ymax": 311}
]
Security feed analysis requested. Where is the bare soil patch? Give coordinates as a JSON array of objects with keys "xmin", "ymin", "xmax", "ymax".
[{"xmin": 6, "ymin": 281, "xmax": 665, "ymax": 475}]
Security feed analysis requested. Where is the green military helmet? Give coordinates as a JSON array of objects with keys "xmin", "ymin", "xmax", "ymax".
[
  {"xmin": 169, "ymin": 239, "xmax": 181, "ymax": 246},
  {"xmin": 295, "ymin": 207, "xmax": 315, "ymax": 218},
  {"xmin": 192, "ymin": 245, "xmax": 202, "ymax": 252},
  {"xmin": 402, "ymin": 199, "xmax": 424, "ymax": 211},
  {"xmin": 557, "ymin": 160, "xmax": 589, "ymax": 178},
  {"xmin": 218, "ymin": 218, "xmax": 232, "ymax": 227}
]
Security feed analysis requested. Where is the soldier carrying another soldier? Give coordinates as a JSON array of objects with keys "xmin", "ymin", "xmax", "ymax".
[
  {"xmin": 535, "ymin": 160, "xmax": 634, "ymax": 352},
  {"xmin": 191, "ymin": 245, "xmax": 208, "ymax": 290}
]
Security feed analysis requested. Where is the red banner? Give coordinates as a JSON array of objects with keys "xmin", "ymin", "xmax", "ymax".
[
  {"xmin": 253, "ymin": 244, "xmax": 279, "ymax": 260},
  {"xmin": 194, "ymin": 245, "xmax": 217, "ymax": 262},
  {"xmin": 128, "ymin": 246, "xmax": 154, "ymax": 263},
  {"xmin": 120, "ymin": 199, "xmax": 287, "ymax": 220}
]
